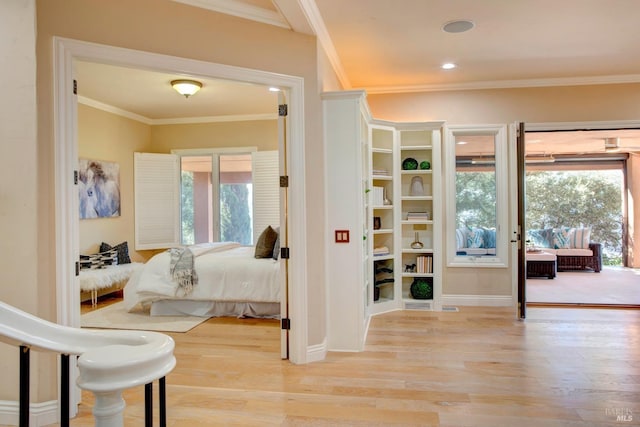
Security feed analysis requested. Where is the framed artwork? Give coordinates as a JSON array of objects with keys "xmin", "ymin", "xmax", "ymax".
[{"xmin": 78, "ymin": 158, "xmax": 121, "ymax": 219}]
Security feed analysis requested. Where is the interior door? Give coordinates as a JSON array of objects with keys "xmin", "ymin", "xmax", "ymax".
[
  {"xmin": 277, "ymin": 90, "xmax": 289, "ymax": 359},
  {"xmin": 515, "ymin": 122, "xmax": 527, "ymax": 318}
]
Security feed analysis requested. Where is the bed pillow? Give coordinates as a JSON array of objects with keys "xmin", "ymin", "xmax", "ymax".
[
  {"xmin": 255, "ymin": 225, "xmax": 278, "ymax": 258},
  {"xmin": 100, "ymin": 241, "xmax": 131, "ymax": 264}
]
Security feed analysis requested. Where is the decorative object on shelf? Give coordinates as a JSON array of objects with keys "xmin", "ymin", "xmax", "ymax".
[
  {"xmin": 409, "ymin": 176, "xmax": 424, "ymax": 196},
  {"xmin": 410, "ymin": 232, "xmax": 424, "ymax": 249},
  {"xmin": 402, "ymin": 157, "xmax": 418, "ymax": 170},
  {"xmin": 374, "ymin": 262, "xmax": 394, "ymax": 302},
  {"xmin": 410, "ymin": 277, "xmax": 433, "ymax": 299},
  {"xmin": 420, "ymin": 160, "xmax": 431, "ymax": 170},
  {"xmin": 404, "ymin": 263, "xmax": 416, "ymax": 273},
  {"xmin": 383, "ymin": 187, "xmax": 391, "ymax": 205},
  {"xmin": 373, "ymin": 217, "xmax": 381, "ymax": 230}
]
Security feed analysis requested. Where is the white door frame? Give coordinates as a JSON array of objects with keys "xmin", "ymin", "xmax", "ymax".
[{"xmin": 53, "ymin": 37, "xmax": 309, "ymax": 408}]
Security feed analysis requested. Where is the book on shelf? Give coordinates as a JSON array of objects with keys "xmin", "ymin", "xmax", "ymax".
[
  {"xmin": 416, "ymin": 255, "xmax": 433, "ymax": 273},
  {"xmin": 406, "ymin": 211, "xmax": 430, "ymax": 220},
  {"xmin": 372, "ymin": 168, "xmax": 389, "ymax": 176},
  {"xmin": 372, "ymin": 186, "xmax": 385, "ymax": 206}
]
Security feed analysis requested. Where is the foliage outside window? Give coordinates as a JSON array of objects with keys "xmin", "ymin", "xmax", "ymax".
[
  {"xmin": 456, "ymin": 170, "xmax": 496, "ymax": 229},
  {"xmin": 525, "ymin": 170, "xmax": 622, "ymax": 265},
  {"xmin": 220, "ymin": 184, "xmax": 252, "ymax": 245}
]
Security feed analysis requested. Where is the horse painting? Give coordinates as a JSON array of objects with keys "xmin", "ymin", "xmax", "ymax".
[{"xmin": 78, "ymin": 159, "xmax": 121, "ymax": 219}]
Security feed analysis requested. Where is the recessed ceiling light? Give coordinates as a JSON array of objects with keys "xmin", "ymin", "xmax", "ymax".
[
  {"xmin": 442, "ymin": 63, "xmax": 456, "ymax": 70},
  {"xmin": 456, "ymin": 140, "xmax": 468, "ymax": 145},
  {"xmin": 442, "ymin": 19, "xmax": 475, "ymax": 34},
  {"xmin": 268, "ymin": 87, "xmax": 281, "ymax": 92}
]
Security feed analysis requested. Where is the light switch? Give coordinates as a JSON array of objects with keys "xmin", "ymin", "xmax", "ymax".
[{"xmin": 335, "ymin": 230, "xmax": 350, "ymax": 243}]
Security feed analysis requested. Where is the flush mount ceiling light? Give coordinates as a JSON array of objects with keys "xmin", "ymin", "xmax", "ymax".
[
  {"xmin": 171, "ymin": 79, "xmax": 202, "ymax": 98},
  {"xmin": 442, "ymin": 19, "xmax": 475, "ymax": 34},
  {"xmin": 442, "ymin": 62, "xmax": 456, "ymax": 70}
]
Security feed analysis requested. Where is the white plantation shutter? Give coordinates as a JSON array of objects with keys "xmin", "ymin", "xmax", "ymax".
[
  {"xmin": 252, "ymin": 151, "xmax": 280, "ymax": 243},
  {"xmin": 134, "ymin": 152, "xmax": 181, "ymax": 249}
]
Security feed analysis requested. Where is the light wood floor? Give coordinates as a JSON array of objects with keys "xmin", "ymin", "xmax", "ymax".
[{"xmin": 63, "ymin": 305, "xmax": 639, "ymax": 426}]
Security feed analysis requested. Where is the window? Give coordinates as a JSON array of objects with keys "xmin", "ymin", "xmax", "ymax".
[
  {"xmin": 180, "ymin": 153, "xmax": 253, "ymax": 245},
  {"xmin": 445, "ymin": 125, "xmax": 509, "ymax": 267},
  {"xmin": 134, "ymin": 148, "xmax": 279, "ymax": 250}
]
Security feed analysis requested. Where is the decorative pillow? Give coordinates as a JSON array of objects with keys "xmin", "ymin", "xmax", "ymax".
[
  {"xmin": 100, "ymin": 241, "xmax": 131, "ymax": 264},
  {"xmin": 482, "ymin": 228, "xmax": 496, "ymax": 249},
  {"xmin": 551, "ymin": 227, "xmax": 571, "ymax": 249},
  {"xmin": 80, "ymin": 248, "xmax": 118, "ymax": 270},
  {"xmin": 255, "ymin": 225, "xmax": 278, "ymax": 258},
  {"xmin": 568, "ymin": 227, "xmax": 591, "ymax": 249},
  {"xmin": 272, "ymin": 227, "xmax": 280, "ymax": 260},
  {"xmin": 527, "ymin": 228, "xmax": 553, "ymax": 248},
  {"xmin": 466, "ymin": 227, "xmax": 485, "ymax": 249},
  {"xmin": 79, "ymin": 253, "xmax": 102, "ymax": 270},
  {"xmin": 455, "ymin": 228, "xmax": 467, "ymax": 249}
]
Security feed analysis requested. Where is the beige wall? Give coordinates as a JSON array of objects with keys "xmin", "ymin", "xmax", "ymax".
[
  {"xmin": 151, "ymin": 120, "xmax": 278, "ymax": 153},
  {"xmin": 0, "ymin": 0, "xmax": 50, "ymax": 404},
  {"xmin": 369, "ymin": 84, "xmax": 640, "ymax": 297},
  {"xmin": 34, "ymin": 0, "xmax": 324, "ymax": 405},
  {"xmin": 79, "ymin": 105, "xmax": 279, "ymax": 263},
  {"xmin": 78, "ymin": 104, "xmax": 151, "ymax": 260},
  {"xmin": 367, "ymin": 84, "xmax": 640, "ymax": 124}
]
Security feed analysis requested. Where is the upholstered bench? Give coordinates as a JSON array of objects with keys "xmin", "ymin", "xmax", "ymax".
[{"xmin": 80, "ymin": 263, "xmax": 143, "ymax": 307}]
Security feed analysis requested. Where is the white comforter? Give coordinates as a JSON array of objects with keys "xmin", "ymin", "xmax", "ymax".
[{"xmin": 124, "ymin": 242, "xmax": 280, "ymax": 312}]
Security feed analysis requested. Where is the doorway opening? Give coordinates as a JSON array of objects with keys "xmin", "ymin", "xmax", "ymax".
[
  {"xmin": 522, "ymin": 127, "xmax": 640, "ymax": 308},
  {"xmin": 54, "ymin": 39, "xmax": 309, "ymax": 381}
]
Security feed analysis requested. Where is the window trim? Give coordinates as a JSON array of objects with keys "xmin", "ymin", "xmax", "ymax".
[{"xmin": 445, "ymin": 124, "xmax": 509, "ymax": 268}]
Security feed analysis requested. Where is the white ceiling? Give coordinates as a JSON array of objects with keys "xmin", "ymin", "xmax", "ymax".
[{"xmin": 78, "ymin": 0, "xmax": 640, "ymax": 152}]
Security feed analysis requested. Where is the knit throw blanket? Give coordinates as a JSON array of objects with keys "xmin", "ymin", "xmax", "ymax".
[{"xmin": 169, "ymin": 247, "xmax": 198, "ymax": 296}]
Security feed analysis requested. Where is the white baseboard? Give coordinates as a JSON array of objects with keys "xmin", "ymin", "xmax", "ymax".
[
  {"xmin": 441, "ymin": 294, "xmax": 514, "ymax": 307},
  {"xmin": 0, "ymin": 400, "xmax": 59, "ymax": 426},
  {"xmin": 306, "ymin": 338, "xmax": 327, "ymax": 363}
]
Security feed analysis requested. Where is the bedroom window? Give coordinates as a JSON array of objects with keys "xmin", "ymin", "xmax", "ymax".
[
  {"xmin": 135, "ymin": 148, "xmax": 279, "ymax": 250},
  {"xmin": 180, "ymin": 153, "xmax": 253, "ymax": 246}
]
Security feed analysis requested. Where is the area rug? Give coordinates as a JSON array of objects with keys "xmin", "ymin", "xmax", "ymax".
[{"xmin": 81, "ymin": 301, "xmax": 209, "ymax": 332}]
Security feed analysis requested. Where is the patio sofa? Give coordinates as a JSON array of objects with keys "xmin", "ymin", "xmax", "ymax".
[
  {"xmin": 526, "ymin": 227, "xmax": 602, "ymax": 273},
  {"xmin": 455, "ymin": 225, "xmax": 602, "ymax": 272}
]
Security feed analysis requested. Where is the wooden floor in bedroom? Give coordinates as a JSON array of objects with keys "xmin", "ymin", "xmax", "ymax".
[
  {"xmin": 80, "ymin": 292, "xmax": 123, "ymax": 314},
  {"xmin": 62, "ymin": 306, "xmax": 639, "ymax": 426}
]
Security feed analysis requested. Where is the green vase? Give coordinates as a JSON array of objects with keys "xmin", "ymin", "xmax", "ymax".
[{"xmin": 420, "ymin": 160, "xmax": 431, "ymax": 170}]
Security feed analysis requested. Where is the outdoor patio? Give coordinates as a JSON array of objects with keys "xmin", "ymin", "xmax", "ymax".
[{"xmin": 526, "ymin": 266, "xmax": 640, "ymax": 306}]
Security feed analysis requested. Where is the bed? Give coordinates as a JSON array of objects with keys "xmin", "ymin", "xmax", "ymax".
[{"xmin": 123, "ymin": 241, "xmax": 281, "ymax": 318}]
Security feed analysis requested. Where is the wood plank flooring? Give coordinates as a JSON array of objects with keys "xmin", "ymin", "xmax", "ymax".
[{"xmin": 63, "ymin": 306, "xmax": 640, "ymax": 426}]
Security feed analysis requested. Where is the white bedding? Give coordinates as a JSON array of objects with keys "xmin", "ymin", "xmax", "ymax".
[{"xmin": 124, "ymin": 243, "xmax": 280, "ymax": 313}]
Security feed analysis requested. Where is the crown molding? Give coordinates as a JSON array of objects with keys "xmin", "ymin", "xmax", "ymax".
[
  {"xmin": 153, "ymin": 113, "xmax": 277, "ymax": 125},
  {"xmin": 364, "ymin": 74, "xmax": 640, "ymax": 94},
  {"xmin": 172, "ymin": 0, "xmax": 290, "ymax": 29},
  {"xmin": 78, "ymin": 96, "xmax": 276, "ymax": 125},
  {"xmin": 78, "ymin": 96, "xmax": 152, "ymax": 124}
]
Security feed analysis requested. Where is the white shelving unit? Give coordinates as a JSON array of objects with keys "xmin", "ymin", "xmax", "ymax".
[
  {"xmin": 323, "ymin": 90, "xmax": 444, "ymax": 351},
  {"xmin": 396, "ymin": 125, "xmax": 442, "ymax": 311}
]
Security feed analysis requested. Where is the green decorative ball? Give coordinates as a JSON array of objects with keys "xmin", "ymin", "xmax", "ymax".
[
  {"xmin": 410, "ymin": 277, "xmax": 433, "ymax": 300},
  {"xmin": 420, "ymin": 160, "xmax": 431, "ymax": 170},
  {"xmin": 402, "ymin": 158, "xmax": 418, "ymax": 170}
]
